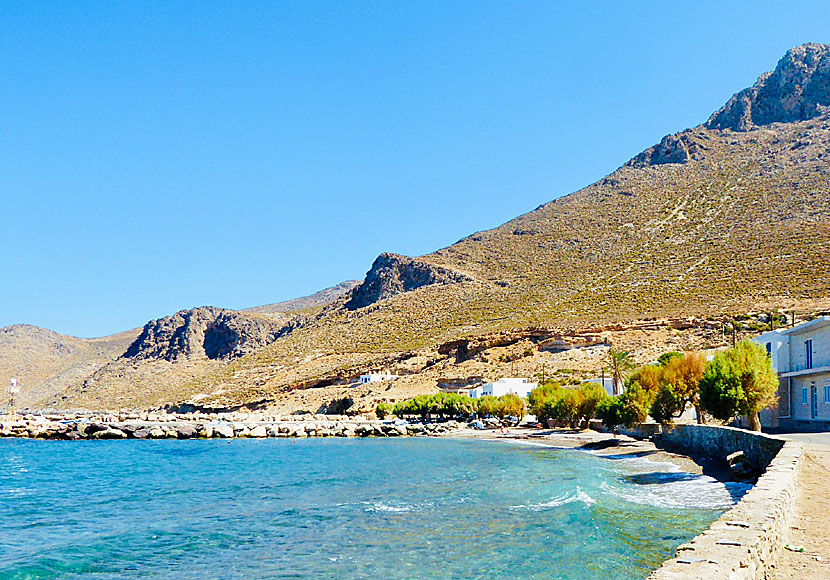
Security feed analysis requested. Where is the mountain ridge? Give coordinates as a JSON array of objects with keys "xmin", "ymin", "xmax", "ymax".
[{"xmin": 8, "ymin": 44, "xmax": 830, "ymax": 412}]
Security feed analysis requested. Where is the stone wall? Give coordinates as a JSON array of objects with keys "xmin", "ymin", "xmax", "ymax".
[
  {"xmin": 647, "ymin": 425, "xmax": 803, "ymax": 580},
  {"xmin": 659, "ymin": 424, "xmax": 787, "ymax": 473}
]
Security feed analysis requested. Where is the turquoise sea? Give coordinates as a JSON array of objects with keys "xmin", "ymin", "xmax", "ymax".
[{"xmin": 0, "ymin": 437, "xmax": 749, "ymax": 580}]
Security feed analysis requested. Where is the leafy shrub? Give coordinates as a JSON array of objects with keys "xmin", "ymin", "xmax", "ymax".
[{"xmin": 375, "ymin": 402, "xmax": 393, "ymax": 419}]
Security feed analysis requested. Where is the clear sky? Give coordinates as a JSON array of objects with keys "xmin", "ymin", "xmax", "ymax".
[{"xmin": 2, "ymin": 1, "xmax": 828, "ymax": 338}]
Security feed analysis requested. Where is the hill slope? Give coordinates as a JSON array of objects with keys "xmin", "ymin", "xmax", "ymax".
[
  {"xmin": 0, "ymin": 325, "xmax": 139, "ymax": 408},
  {"xmin": 45, "ymin": 44, "xmax": 830, "ymax": 411}
]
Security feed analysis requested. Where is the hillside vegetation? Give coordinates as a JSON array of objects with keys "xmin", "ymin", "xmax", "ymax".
[{"xmin": 7, "ymin": 44, "xmax": 830, "ymax": 412}]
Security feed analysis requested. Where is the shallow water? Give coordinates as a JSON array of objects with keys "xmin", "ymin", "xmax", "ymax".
[{"xmin": 0, "ymin": 437, "xmax": 749, "ymax": 580}]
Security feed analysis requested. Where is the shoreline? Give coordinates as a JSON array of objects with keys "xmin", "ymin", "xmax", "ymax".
[
  {"xmin": 0, "ymin": 413, "xmax": 735, "ymax": 482},
  {"xmin": 445, "ymin": 426, "xmax": 737, "ymax": 482}
]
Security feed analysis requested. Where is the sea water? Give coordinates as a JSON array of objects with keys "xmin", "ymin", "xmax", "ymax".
[{"xmin": 0, "ymin": 437, "xmax": 749, "ymax": 580}]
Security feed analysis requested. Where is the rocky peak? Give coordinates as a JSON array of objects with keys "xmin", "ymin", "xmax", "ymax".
[
  {"xmin": 707, "ymin": 43, "xmax": 830, "ymax": 131},
  {"xmin": 124, "ymin": 307, "xmax": 291, "ymax": 362},
  {"xmin": 344, "ymin": 253, "xmax": 473, "ymax": 310}
]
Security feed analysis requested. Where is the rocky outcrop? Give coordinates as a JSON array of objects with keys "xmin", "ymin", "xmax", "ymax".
[
  {"xmin": 124, "ymin": 307, "xmax": 292, "ymax": 361},
  {"xmin": 627, "ymin": 131, "xmax": 708, "ymax": 166},
  {"xmin": 344, "ymin": 253, "xmax": 473, "ymax": 310},
  {"xmin": 707, "ymin": 43, "xmax": 830, "ymax": 131}
]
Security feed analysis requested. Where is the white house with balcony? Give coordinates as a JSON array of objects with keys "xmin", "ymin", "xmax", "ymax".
[
  {"xmin": 464, "ymin": 377, "xmax": 537, "ymax": 399},
  {"xmin": 752, "ymin": 316, "xmax": 830, "ymax": 429}
]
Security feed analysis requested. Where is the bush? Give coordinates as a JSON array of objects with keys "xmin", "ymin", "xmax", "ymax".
[
  {"xmin": 657, "ymin": 351, "xmax": 683, "ymax": 366},
  {"xmin": 598, "ymin": 383, "xmax": 653, "ymax": 428},
  {"xmin": 375, "ymin": 403, "xmax": 393, "ymax": 419}
]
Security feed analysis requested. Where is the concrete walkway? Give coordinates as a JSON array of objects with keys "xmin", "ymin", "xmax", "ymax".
[{"xmin": 769, "ymin": 433, "xmax": 830, "ymax": 580}]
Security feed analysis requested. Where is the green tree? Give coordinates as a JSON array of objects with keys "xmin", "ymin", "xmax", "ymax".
[
  {"xmin": 499, "ymin": 393, "xmax": 526, "ymax": 425},
  {"xmin": 477, "ymin": 395, "xmax": 502, "ymax": 419},
  {"xmin": 662, "ymin": 351, "xmax": 707, "ymax": 424},
  {"xmin": 375, "ymin": 402, "xmax": 393, "ymax": 419},
  {"xmin": 618, "ymin": 382, "xmax": 653, "ymax": 425},
  {"xmin": 596, "ymin": 396, "xmax": 623, "ymax": 428},
  {"xmin": 527, "ymin": 381, "xmax": 563, "ymax": 418},
  {"xmin": 699, "ymin": 340, "xmax": 778, "ymax": 431},
  {"xmin": 608, "ymin": 348, "xmax": 635, "ymax": 395},
  {"xmin": 649, "ymin": 383, "xmax": 683, "ymax": 425},
  {"xmin": 577, "ymin": 383, "xmax": 607, "ymax": 425}
]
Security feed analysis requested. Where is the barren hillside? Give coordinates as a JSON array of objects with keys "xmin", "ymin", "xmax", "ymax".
[{"xmin": 21, "ymin": 44, "xmax": 830, "ymax": 413}]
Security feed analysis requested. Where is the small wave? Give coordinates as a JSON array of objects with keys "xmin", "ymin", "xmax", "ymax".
[
  {"xmin": 363, "ymin": 501, "xmax": 415, "ymax": 513},
  {"xmin": 510, "ymin": 487, "xmax": 596, "ymax": 511},
  {"xmin": 600, "ymin": 476, "xmax": 750, "ymax": 510}
]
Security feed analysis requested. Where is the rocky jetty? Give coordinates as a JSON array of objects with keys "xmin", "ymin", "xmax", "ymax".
[
  {"xmin": 344, "ymin": 253, "xmax": 473, "ymax": 310},
  {"xmin": 0, "ymin": 412, "xmax": 463, "ymax": 440}
]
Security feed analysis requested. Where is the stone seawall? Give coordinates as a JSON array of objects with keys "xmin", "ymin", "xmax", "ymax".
[
  {"xmin": 659, "ymin": 424, "xmax": 786, "ymax": 473},
  {"xmin": 646, "ymin": 425, "xmax": 803, "ymax": 580}
]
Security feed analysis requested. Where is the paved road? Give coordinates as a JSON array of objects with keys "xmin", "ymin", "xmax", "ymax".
[
  {"xmin": 768, "ymin": 431, "xmax": 830, "ymax": 579},
  {"xmin": 770, "ymin": 431, "xmax": 830, "ymax": 449}
]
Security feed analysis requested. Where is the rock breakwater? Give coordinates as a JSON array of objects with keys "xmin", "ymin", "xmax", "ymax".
[{"xmin": 0, "ymin": 412, "xmax": 462, "ymax": 440}]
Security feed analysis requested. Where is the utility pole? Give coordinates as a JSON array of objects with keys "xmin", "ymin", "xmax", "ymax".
[{"xmin": 8, "ymin": 378, "xmax": 18, "ymax": 419}]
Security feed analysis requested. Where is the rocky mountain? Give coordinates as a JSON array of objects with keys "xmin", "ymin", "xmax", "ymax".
[
  {"xmin": 707, "ymin": 43, "xmax": 830, "ymax": 131},
  {"xmin": 18, "ymin": 44, "xmax": 830, "ymax": 412},
  {"xmin": 0, "ymin": 283, "xmax": 354, "ymax": 410},
  {"xmin": 124, "ymin": 307, "xmax": 294, "ymax": 361}
]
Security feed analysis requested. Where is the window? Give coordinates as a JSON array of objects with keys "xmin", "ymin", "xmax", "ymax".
[
  {"xmin": 806, "ymin": 339, "xmax": 813, "ymax": 369},
  {"xmin": 825, "ymin": 385, "xmax": 830, "ymax": 404},
  {"xmin": 802, "ymin": 387, "xmax": 808, "ymax": 405},
  {"xmin": 766, "ymin": 342, "xmax": 772, "ymax": 355}
]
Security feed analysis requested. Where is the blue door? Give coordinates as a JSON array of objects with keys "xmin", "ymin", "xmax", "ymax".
[{"xmin": 811, "ymin": 386, "xmax": 818, "ymax": 419}]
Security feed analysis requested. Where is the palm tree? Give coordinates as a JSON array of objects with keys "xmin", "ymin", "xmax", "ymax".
[{"xmin": 608, "ymin": 348, "xmax": 634, "ymax": 396}]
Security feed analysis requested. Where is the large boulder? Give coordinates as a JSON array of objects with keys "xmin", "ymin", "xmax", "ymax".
[
  {"xmin": 92, "ymin": 428, "xmax": 128, "ymax": 440},
  {"xmin": 176, "ymin": 425, "xmax": 198, "ymax": 439},
  {"xmin": 212, "ymin": 424, "xmax": 234, "ymax": 438},
  {"xmin": 248, "ymin": 425, "xmax": 268, "ymax": 438}
]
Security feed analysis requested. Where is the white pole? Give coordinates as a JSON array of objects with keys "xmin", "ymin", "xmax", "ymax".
[{"xmin": 9, "ymin": 378, "xmax": 18, "ymax": 419}]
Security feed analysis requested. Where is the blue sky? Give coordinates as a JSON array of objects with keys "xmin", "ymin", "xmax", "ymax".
[{"xmin": 2, "ymin": 1, "xmax": 828, "ymax": 338}]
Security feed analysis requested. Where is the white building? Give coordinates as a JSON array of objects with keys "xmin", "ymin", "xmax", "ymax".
[
  {"xmin": 359, "ymin": 373, "xmax": 398, "ymax": 384},
  {"xmin": 581, "ymin": 377, "xmax": 615, "ymax": 396},
  {"xmin": 752, "ymin": 316, "xmax": 830, "ymax": 428},
  {"xmin": 465, "ymin": 377, "xmax": 537, "ymax": 399}
]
